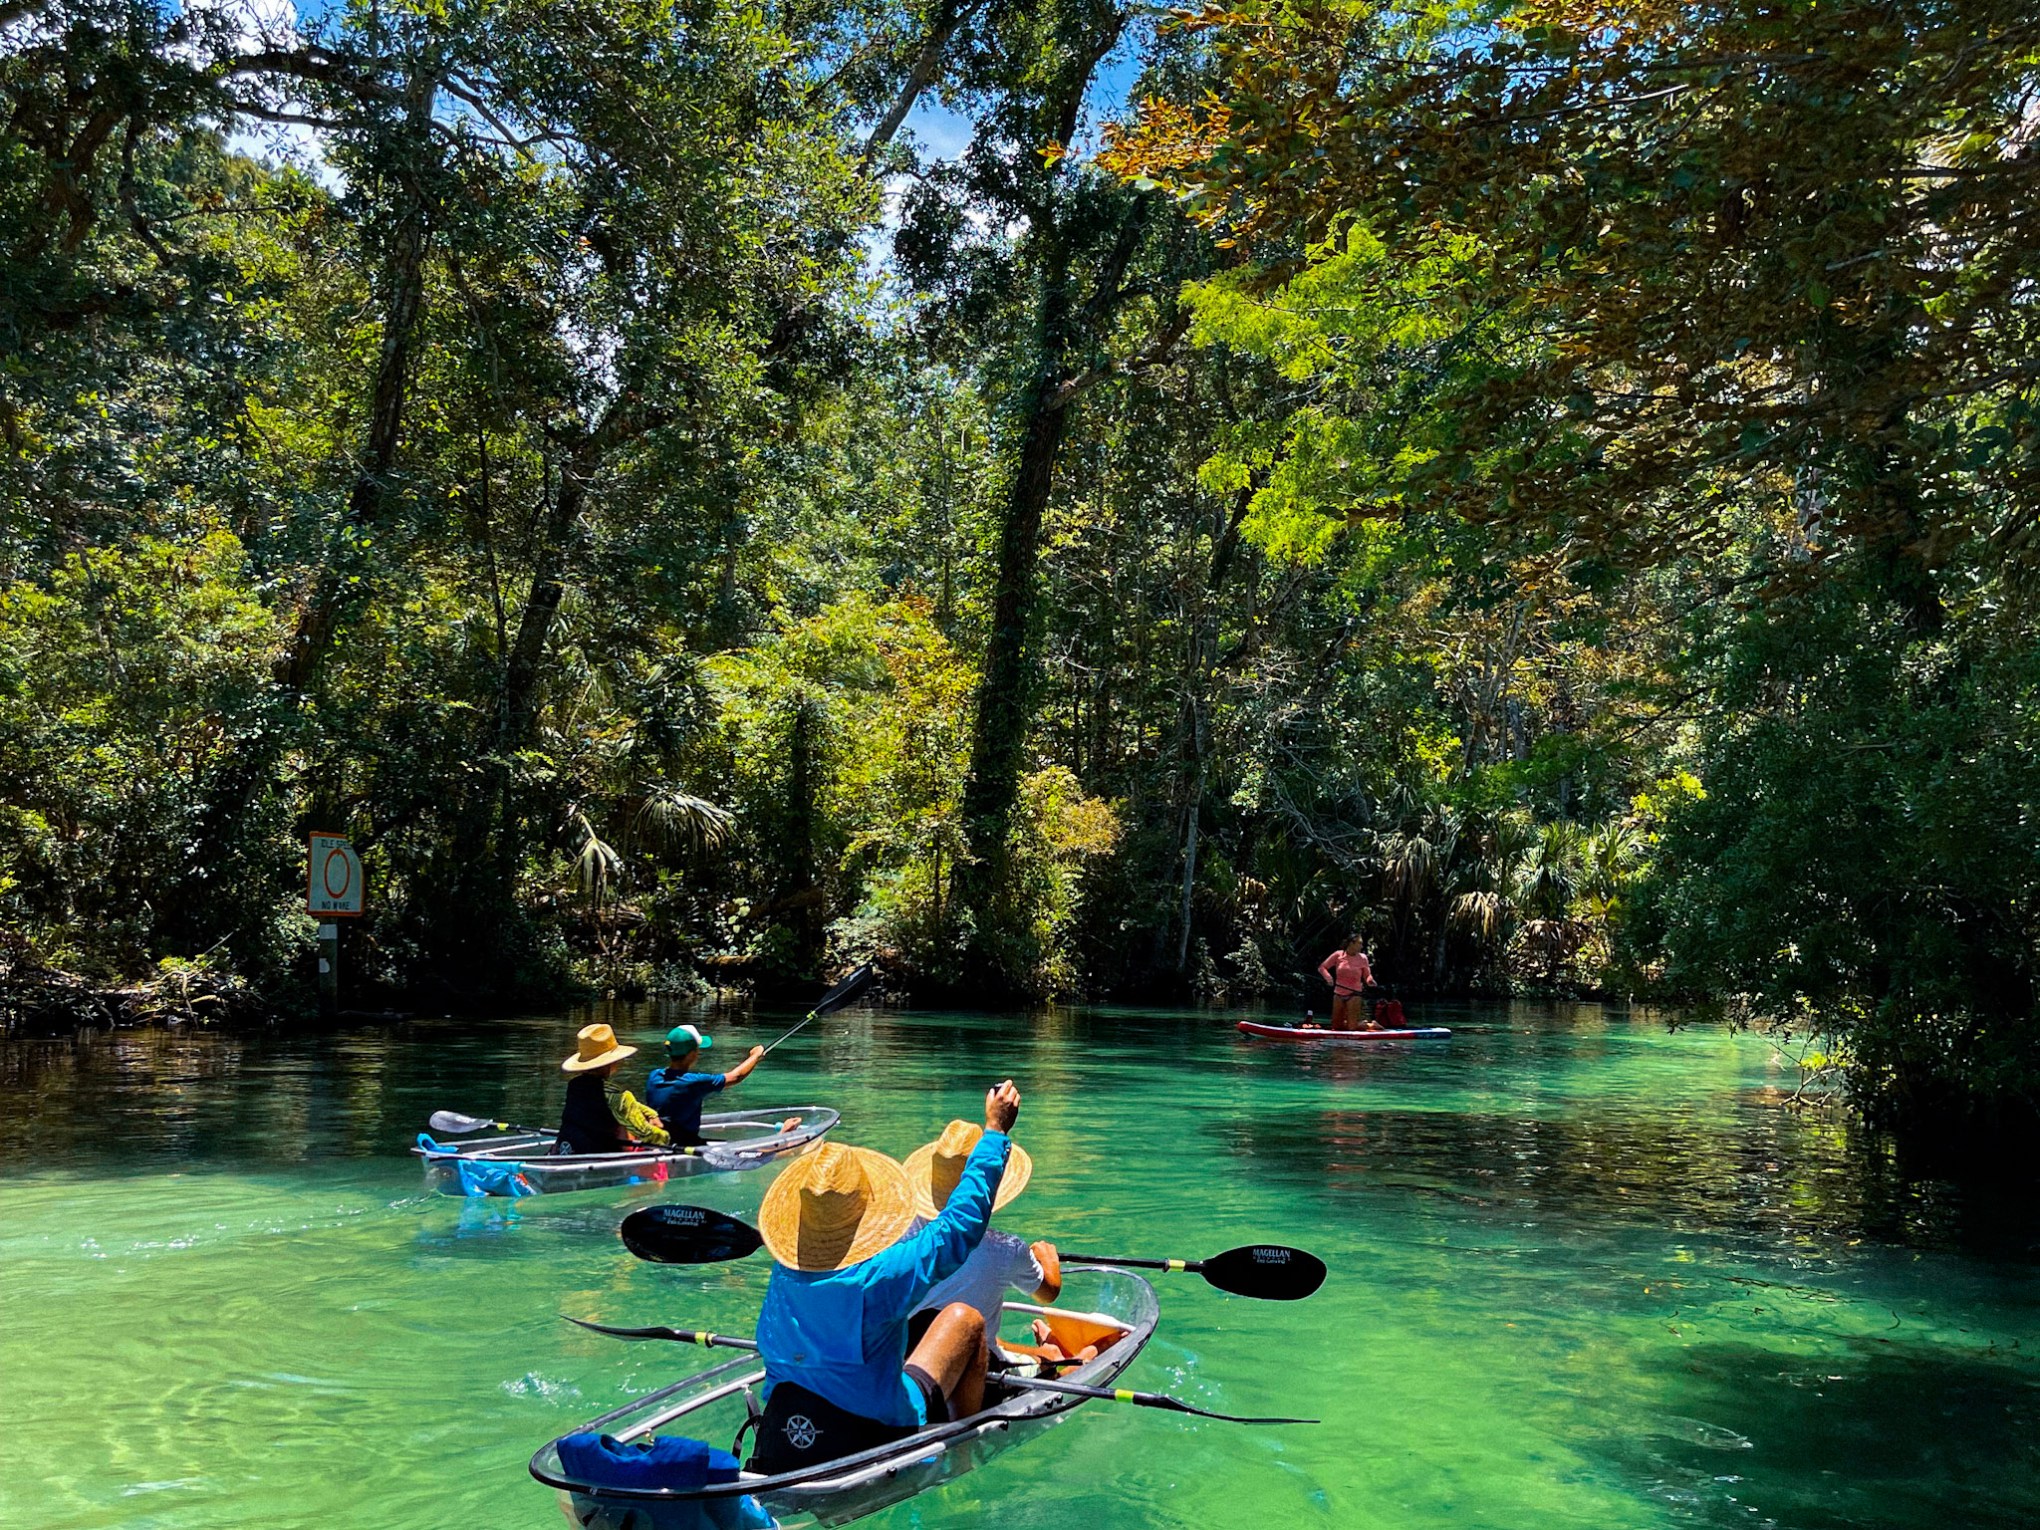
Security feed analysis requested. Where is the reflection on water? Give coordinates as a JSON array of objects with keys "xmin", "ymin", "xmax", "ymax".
[{"xmin": 1, "ymin": 1000, "xmax": 2036, "ymax": 1530}]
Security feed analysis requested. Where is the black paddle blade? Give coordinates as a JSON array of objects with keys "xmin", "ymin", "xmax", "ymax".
[
  {"xmin": 1156, "ymin": 1398, "xmax": 1321, "ymax": 1426},
  {"xmin": 619, "ymin": 1204, "xmax": 764, "ymax": 1265},
  {"xmin": 811, "ymin": 962, "xmax": 875, "ymax": 1018},
  {"xmin": 1201, "ymin": 1245, "xmax": 1327, "ymax": 1301},
  {"xmin": 564, "ymin": 1315, "xmax": 695, "ymax": 1343}
]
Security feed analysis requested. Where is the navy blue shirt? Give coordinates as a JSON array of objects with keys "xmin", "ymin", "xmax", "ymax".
[{"xmin": 644, "ymin": 1067, "xmax": 726, "ymax": 1144}]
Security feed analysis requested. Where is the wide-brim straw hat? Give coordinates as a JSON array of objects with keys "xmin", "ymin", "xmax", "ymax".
[
  {"xmin": 562, "ymin": 1022, "xmax": 638, "ymax": 1073},
  {"xmin": 759, "ymin": 1143, "xmax": 916, "ymax": 1272},
  {"xmin": 902, "ymin": 1119, "xmax": 1033, "ymax": 1220}
]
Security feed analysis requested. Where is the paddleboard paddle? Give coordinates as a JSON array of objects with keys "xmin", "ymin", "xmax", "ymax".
[{"xmin": 561, "ymin": 1317, "xmax": 1315, "ymax": 1425}]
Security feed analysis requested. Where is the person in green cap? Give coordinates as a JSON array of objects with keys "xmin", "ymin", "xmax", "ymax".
[{"xmin": 643, "ymin": 1024, "xmax": 765, "ymax": 1148}]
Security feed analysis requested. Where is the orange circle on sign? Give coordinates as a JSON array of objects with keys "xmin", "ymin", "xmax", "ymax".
[{"xmin": 322, "ymin": 847, "xmax": 354, "ymax": 900}]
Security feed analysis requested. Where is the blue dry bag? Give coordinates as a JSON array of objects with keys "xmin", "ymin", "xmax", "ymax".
[
  {"xmin": 452, "ymin": 1158, "xmax": 536, "ymax": 1197},
  {"xmin": 556, "ymin": 1435, "xmax": 772, "ymax": 1529}
]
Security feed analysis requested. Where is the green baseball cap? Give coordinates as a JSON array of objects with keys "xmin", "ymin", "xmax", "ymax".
[{"xmin": 666, "ymin": 1024, "xmax": 712, "ymax": 1052}]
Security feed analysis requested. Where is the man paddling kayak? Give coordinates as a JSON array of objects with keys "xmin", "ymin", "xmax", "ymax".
[
  {"xmin": 1317, "ymin": 936, "xmax": 1376, "ymax": 1029},
  {"xmin": 903, "ymin": 1119, "xmax": 1068, "ymax": 1360},
  {"xmin": 643, "ymin": 1024, "xmax": 764, "ymax": 1148},
  {"xmin": 556, "ymin": 1023, "xmax": 670, "ymax": 1153},
  {"xmin": 749, "ymin": 1081, "xmax": 1023, "ymax": 1473}
]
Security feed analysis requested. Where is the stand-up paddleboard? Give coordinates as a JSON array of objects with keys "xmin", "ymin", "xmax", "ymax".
[{"xmin": 1237, "ymin": 1019, "xmax": 1451, "ymax": 1043}]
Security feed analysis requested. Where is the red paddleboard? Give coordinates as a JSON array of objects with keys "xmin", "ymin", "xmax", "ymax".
[{"xmin": 1237, "ymin": 1020, "xmax": 1452, "ymax": 1042}]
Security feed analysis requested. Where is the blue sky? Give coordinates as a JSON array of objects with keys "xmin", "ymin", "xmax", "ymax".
[{"xmin": 900, "ymin": 26, "xmax": 1150, "ymax": 165}]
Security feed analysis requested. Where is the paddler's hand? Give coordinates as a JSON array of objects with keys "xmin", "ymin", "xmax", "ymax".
[
  {"xmin": 724, "ymin": 1045, "xmax": 767, "ymax": 1086},
  {"xmin": 984, "ymin": 1079, "xmax": 1020, "ymax": 1134},
  {"xmin": 1030, "ymin": 1240, "xmax": 1062, "ymax": 1303}
]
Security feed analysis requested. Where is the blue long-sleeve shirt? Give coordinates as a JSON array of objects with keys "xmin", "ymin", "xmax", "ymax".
[{"xmin": 755, "ymin": 1131, "xmax": 1010, "ymax": 1427}]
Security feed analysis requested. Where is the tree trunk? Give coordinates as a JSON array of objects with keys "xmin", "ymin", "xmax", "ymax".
[
  {"xmin": 1175, "ymin": 739, "xmax": 1204, "ymax": 970},
  {"xmin": 781, "ymin": 695, "xmax": 824, "ymax": 972},
  {"xmin": 948, "ymin": 16, "xmax": 1128, "ymax": 971},
  {"xmin": 278, "ymin": 79, "xmax": 436, "ymax": 694},
  {"xmin": 953, "ymin": 235, "xmax": 1076, "ymax": 928},
  {"xmin": 429, "ymin": 421, "xmax": 607, "ymax": 970},
  {"xmin": 499, "ymin": 442, "xmax": 598, "ymax": 752}
]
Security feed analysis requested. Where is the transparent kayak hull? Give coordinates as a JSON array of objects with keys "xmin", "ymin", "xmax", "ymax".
[
  {"xmin": 413, "ymin": 1107, "xmax": 840, "ymax": 1197},
  {"xmin": 532, "ymin": 1269, "xmax": 1159, "ymax": 1529}
]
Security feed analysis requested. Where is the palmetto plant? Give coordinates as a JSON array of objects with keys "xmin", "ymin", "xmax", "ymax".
[
  {"xmin": 567, "ymin": 789, "xmax": 736, "ymax": 911},
  {"xmin": 1512, "ymin": 820, "xmax": 1589, "ymax": 983},
  {"xmin": 1374, "ymin": 804, "xmax": 1627, "ymax": 987}
]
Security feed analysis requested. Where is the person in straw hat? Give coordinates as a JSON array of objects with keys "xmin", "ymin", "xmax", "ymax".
[
  {"xmin": 555, "ymin": 1022, "xmax": 667, "ymax": 1155},
  {"xmin": 748, "ymin": 1080, "xmax": 1023, "ymax": 1474},
  {"xmin": 902, "ymin": 1119, "xmax": 1060, "ymax": 1353}
]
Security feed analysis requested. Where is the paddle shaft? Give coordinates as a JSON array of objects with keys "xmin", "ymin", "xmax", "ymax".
[
  {"xmin": 760, "ymin": 962, "xmax": 874, "ymax": 1055},
  {"xmin": 759, "ymin": 1013, "xmax": 817, "ymax": 1056},
  {"xmin": 561, "ymin": 1321, "xmax": 1313, "ymax": 1424}
]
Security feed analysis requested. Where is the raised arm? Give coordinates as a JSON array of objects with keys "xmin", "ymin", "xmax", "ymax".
[
  {"xmin": 720, "ymin": 1045, "xmax": 765, "ymax": 1087},
  {"xmin": 864, "ymin": 1081, "xmax": 1021, "ymax": 1305}
]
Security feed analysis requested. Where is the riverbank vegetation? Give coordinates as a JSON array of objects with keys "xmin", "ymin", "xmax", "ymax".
[{"xmin": 4, "ymin": 0, "xmax": 2036, "ymax": 1144}]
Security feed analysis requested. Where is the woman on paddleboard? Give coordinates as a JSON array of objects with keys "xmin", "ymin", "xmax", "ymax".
[{"xmin": 1317, "ymin": 937, "xmax": 1376, "ymax": 1029}]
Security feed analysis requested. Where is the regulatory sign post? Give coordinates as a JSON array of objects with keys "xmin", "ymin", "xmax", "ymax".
[
  {"xmin": 307, "ymin": 832, "xmax": 364, "ymax": 1016},
  {"xmin": 317, "ymin": 923, "xmax": 340, "ymax": 1016}
]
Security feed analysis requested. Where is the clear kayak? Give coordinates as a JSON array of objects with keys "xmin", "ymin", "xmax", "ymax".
[
  {"xmin": 1237, "ymin": 1019, "xmax": 1451, "ymax": 1042},
  {"xmin": 412, "ymin": 1107, "xmax": 840, "ymax": 1198},
  {"xmin": 531, "ymin": 1268, "xmax": 1159, "ymax": 1529}
]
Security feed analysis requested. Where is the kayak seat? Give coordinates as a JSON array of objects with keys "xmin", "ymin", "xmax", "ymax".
[{"xmin": 1032, "ymin": 1310, "xmax": 1127, "ymax": 1357}]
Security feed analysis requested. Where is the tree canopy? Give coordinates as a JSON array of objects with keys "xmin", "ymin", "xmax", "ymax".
[{"xmin": 5, "ymin": 0, "xmax": 2037, "ymax": 1145}]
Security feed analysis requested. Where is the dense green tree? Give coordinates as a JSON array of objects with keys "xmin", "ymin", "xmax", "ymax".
[{"xmin": 1103, "ymin": 0, "xmax": 2040, "ymax": 1134}]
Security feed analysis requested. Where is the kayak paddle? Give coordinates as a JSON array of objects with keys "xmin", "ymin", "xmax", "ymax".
[
  {"xmin": 758, "ymin": 962, "xmax": 876, "ymax": 1056},
  {"xmin": 562, "ymin": 1317, "xmax": 1316, "ymax": 1426},
  {"xmin": 1056, "ymin": 1245, "xmax": 1327, "ymax": 1302},
  {"xmin": 618, "ymin": 1204, "xmax": 1324, "ymax": 1302},
  {"xmin": 428, "ymin": 1110, "xmax": 540, "ymax": 1135}
]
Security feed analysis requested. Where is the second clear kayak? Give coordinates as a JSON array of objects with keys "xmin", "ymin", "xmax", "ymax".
[
  {"xmin": 412, "ymin": 1106, "xmax": 840, "ymax": 1197},
  {"xmin": 1236, "ymin": 1020, "xmax": 1451, "ymax": 1042}
]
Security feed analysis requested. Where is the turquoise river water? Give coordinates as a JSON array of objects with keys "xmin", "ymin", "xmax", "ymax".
[{"xmin": 2, "ymin": 1000, "xmax": 2037, "ymax": 1530}]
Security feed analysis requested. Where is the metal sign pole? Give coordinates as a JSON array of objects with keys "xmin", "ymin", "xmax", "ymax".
[{"xmin": 318, "ymin": 923, "xmax": 339, "ymax": 1017}]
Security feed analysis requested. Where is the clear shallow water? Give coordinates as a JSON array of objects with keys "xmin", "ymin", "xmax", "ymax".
[{"xmin": 2, "ymin": 1001, "xmax": 2037, "ymax": 1530}]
